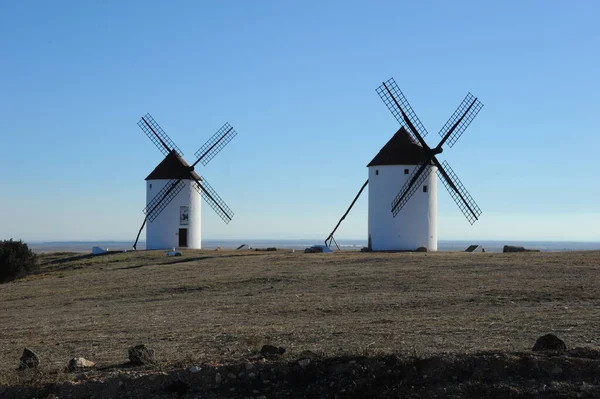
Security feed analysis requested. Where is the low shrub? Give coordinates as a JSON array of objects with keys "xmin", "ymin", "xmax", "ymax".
[{"xmin": 0, "ymin": 239, "xmax": 38, "ymax": 283}]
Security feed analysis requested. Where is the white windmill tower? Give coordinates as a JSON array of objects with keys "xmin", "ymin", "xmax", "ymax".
[
  {"xmin": 133, "ymin": 114, "xmax": 238, "ymax": 250},
  {"xmin": 325, "ymin": 78, "xmax": 483, "ymax": 251}
]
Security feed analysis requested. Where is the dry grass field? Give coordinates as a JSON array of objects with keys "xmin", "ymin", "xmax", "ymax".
[{"xmin": 1, "ymin": 249, "xmax": 600, "ymax": 397}]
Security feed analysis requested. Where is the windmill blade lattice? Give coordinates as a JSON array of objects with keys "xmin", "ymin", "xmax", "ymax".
[
  {"xmin": 437, "ymin": 93, "xmax": 484, "ymax": 148},
  {"xmin": 391, "ymin": 160, "xmax": 434, "ymax": 217},
  {"xmin": 376, "ymin": 78, "xmax": 429, "ymax": 143},
  {"xmin": 143, "ymin": 179, "xmax": 186, "ymax": 222},
  {"xmin": 138, "ymin": 113, "xmax": 183, "ymax": 157},
  {"xmin": 194, "ymin": 123, "xmax": 237, "ymax": 166},
  {"xmin": 437, "ymin": 160, "xmax": 482, "ymax": 224},
  {"xmin": 193, "ymin": 177, "xmax": 234, "ymax": 223}
]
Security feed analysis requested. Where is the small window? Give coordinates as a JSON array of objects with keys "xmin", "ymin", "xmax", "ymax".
[
  {"xmin": 375, "ymin": 169, "xmax": 379, "ymax": 175},
  {"xmin": 404, "ymin": 169, "xmax": 409, "ymax": 174},
  {"xmin": 149, "ymin": 184, "xmax": 152, "ymax": 189},
  {"xmin": 423, "ymin": 185, "xmax": 428, "ymax": 193}
]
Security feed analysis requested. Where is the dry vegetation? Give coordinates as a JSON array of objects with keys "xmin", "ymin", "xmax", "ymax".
[{"xmin": 1, "ymin": 249, "xmax": 599, "ymax": 397}]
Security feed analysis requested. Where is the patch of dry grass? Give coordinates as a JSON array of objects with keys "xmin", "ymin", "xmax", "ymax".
[{"xmin": 1, "ymin": 249, "xmax": 599, "ymax": 377}]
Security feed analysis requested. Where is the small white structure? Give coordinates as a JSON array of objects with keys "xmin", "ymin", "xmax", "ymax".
[
  {"xmin": 91, "ymin": 246, "xmax": 107, "ymax": 255},
  {"xmin": 367, "ymin": 128, "xmax": 438, "ymax": 251},
  {"xmin": 145, "ymin": 152, "xmax": 202, "ymax": 250}
]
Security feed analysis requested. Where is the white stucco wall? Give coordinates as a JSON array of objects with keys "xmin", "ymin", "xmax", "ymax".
[
  {"xmin": 145, "ymin": 179, "xmax": 202, "ymax": 250},
  {"xmin": 368, "ymin": 165, "xmax": 437, "ymax": 251}
]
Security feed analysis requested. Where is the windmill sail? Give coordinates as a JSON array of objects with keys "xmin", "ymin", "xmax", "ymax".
[
  {"xmin": 138, "ymin": 113, "xmax": 184, "ymax": 157},
  {"xmin": 194, "ymin": 123, "xmax": 237, "ymax": 166}
]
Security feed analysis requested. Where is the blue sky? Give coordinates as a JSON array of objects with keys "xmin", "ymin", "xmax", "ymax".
[{"xmin": 1, "ymin": 1, "xmax": 599, "ymax": 242}]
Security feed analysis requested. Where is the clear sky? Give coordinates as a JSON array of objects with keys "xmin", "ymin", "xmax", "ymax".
[{"xmin": 1, "ymin": 1, "xmax": 599, "ymax": 242}]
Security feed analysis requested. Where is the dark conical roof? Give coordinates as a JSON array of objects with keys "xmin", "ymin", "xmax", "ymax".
[
  {"xmin": 145, "ymin": 151, "xmax": 202, "ymax": 181},
  {"xmin": 367, "ymin": 127, "xmax": 431, "ymax": 167}
]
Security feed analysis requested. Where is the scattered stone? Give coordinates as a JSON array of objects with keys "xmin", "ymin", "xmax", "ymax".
[
  {"xmin": 128, "ymin": 344, "xmax": 155, "ymax": 365},
  {"xmin": 503, "ymin": 245, "xmax": 540, "ymax": 253},
  {"xmin": 19, "ymin": 347, "xmax": 40, "ymax": 369},
  {"xmin": 532, "ymin": 334, "xmax": 567, "ymax": 352},
  {"xmin": 215, "ymin": 372, "xmax": 222, "ymax": 384},
  {"xmin": 551, "ymin": 366, "xmax": 563, "ymax": 374},
  {"xmin": 260, "ymin": 344, "xmax": 286, "ymax": 358},
  {"xmin": 189, "ymin": 366, "xmax": 201, "ymax": 373},
  {"xmin": 298, "ymin": 358, "xmax": 311, "ymax": 368},
  {"xmin": 67, "ymin": 357, "xmax": 96, "ymax": 371},
  {"xmin": 415, "ymin": 247, "xmax": 428, "ymax": 252},
  {"xmin": 305, "ymin": 246, "xmax": 323, "ymax": 253}
]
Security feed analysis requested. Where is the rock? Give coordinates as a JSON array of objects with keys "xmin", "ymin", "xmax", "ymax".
[
  {"xmin": 189, "ymin": 366, "xmax": 201, "ymax": 373},
  {"xmin": 415, "ymin": 247, "xmax": 428, "ymax": 252},
  {"xmin": 128, "ymin": 344, "xmax": 155, "ymax": 365},
  {"xmin": 215, "ymin": 372, "xmax": 222, "ymax": 384},
  {"xmin": 19, "ymin": 347, "xmax": 40, "ymax": 369},
  {"xmin": 503, "ymin": 245, "xmax": 541, "ymax": 253},
  {"xmin": 67, "ymin": 357, "xmax": 96, "ymax": 371},
  {"xmin": 260, "ymin": 344, "xmax": 286, "ymax": 358},
  {"xmin": 298, "ymin": 358, "xmax": 311, "ymax": 368},
  {"xmin": 551, "ymin": 366, "xmax": 563, "ymax": 374},
  {"xmin": 304, "ymin": 247, "xmax": 322, "ymax": 253},
  {"xmin": 532, "ymin": 334, "xmax": 567, "ymax": 352},
  {"xmin": 304, "ymin": 245, "xmax": 332, "ymax": 254}
]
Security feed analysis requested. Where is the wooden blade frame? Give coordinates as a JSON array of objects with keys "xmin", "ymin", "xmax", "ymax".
[
  {"xmin": 194, "ymin": 123, "xmax": 237, "ymax": 166},
  {"xmin": 138, "ymin": 113, "xmax": 183, "ymax": 157},
  {"xmin": 437, "ymin": 93, "xmax": 484, "ymax": 148},
  {"xmin": 192, "ymin": 176, "xmax": 234, "ymax": 224},
  {"xmin": 144, "ymin": 179, "xmax": 186, "ymax": 222},
  {"xmin": 376, "ymin": 78, "xmax": 429, "ymax": 146},
  {"xmin": 391, "ymin": 160, "xmax": 433, "ymax": 216},
  {"xmin": 436, "ymin": 160, "xmax": 482, "ymax": 225}
]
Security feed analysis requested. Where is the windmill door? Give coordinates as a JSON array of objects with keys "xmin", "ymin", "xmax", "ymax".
[{"xmin": 178, "ymin": 228, "xmax": 188, "ymax": 247}]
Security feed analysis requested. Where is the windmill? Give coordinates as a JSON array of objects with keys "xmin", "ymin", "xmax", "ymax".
[
  {"xmin": 325, "ymin": 78, "xmax": 483, "ymax": 251},
  {"xmin": 133, "ymin": 113, "xmax": 237, "ymax": 250}
]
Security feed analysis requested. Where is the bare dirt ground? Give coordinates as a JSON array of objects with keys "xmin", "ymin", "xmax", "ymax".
[{"xmin": 1, "ymin": 250, "xmax": 599, "ymax": 398}]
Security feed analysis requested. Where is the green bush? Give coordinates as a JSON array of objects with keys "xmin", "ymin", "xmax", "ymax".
[{"xmin": 0, "ymin": 239, "xmax": 38, "ymax": 283}]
